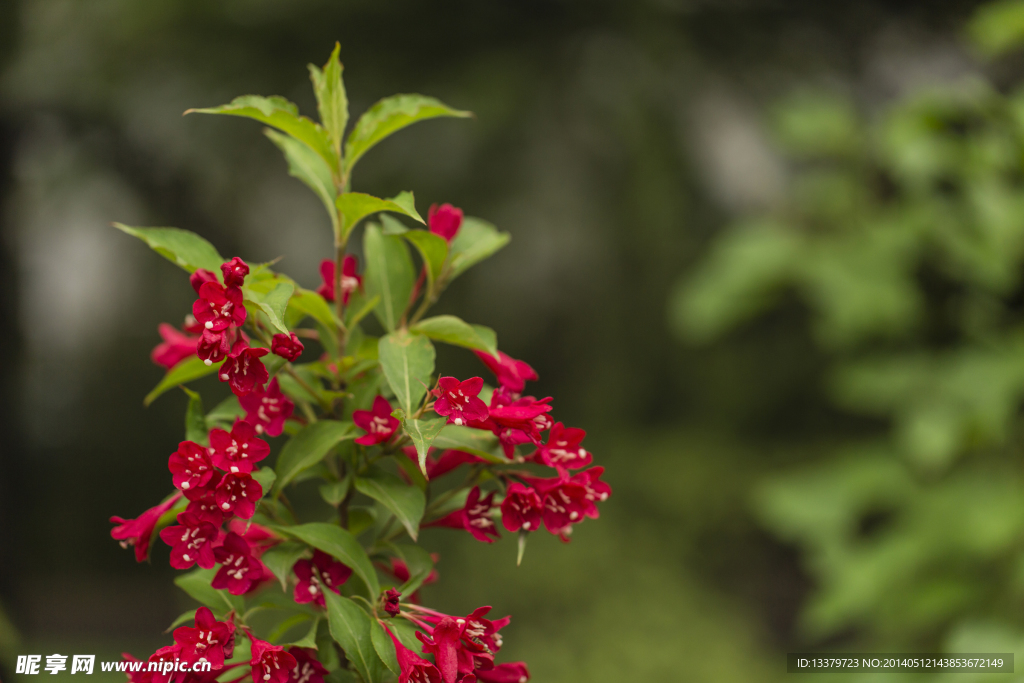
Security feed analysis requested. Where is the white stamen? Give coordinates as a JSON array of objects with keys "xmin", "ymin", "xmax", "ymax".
[
  {"xmin": 205, "ymin": 321, "xmax": 213, "ymax": 329},
  {"xmin": 204, "ymin": 359, "xmax": 213, "ymax": 366}
]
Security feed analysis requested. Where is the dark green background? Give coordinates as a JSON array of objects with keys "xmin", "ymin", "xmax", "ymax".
[{"xmin": 0, "ymin": 1, "xmax": 992, "ymax": 680}]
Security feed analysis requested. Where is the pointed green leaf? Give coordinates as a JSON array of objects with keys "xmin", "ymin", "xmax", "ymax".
[
  {"xmin": 289, "ymin": 617, "xmax": 321, "ymax": 649},
  {"xmin": 274, "ymin": 420, "xmax": 356, "ymax": 493},
  {"xmin": 354, "ymin": 466, "xmax": 426, "ymax": 541},
  {"xmin": 337, "ymin": 192, "xmax": 423, "ymax": 241},
  {"xmin": 265, "ymin": 129, "xmax": 338, "ymax": 234},
  {"xmin": 403, "ymin": 230, "xmax": 448, "ymax": 285},
  {"xmin": 320, "ymin": 476, "xmax": 351, "ymax": 506},
  {"xmin": 261, "ymin": 541, "xmax": 309, "ymax": 591},
  {"xmin": 370, "ymin": 618, "xmax": 400, "ymax": 676},
  {"xmin": 205, "ymin": 395, "xmax": 244, "ymax": 430},
  {"xmin": 411, "ymin": 315, "xmax": 497, "ymax": 355},
  {"xmin": 181, "ymin": 387, "xmax": 208, "ymax": 445},
  {"xmin": 174, "ymin": 568, "xmax": 244, "ymax": 615},
  {"xmin": 323, "ymin": 591, "xmax": 384, "ymax": 683},
  {"xmin": 517, "ymin": 529, "xmax": 529, "ymax": 566},
  {"xmin": 245, "ymin": 281, "xmax": 294, "ymax": 334},
  {"xmin": 391, "ymin": 544, "xmax": 434, "ymax": 597},
  {"xmin": 380, "ymin": 214, "xmax": 409, "ymax": 235},
  {"xmin": 363, "ymin": 224, "xmax": 416, "ymax": 331},
  {"xmin": 431, "ymin": 425, "xmax": 509, "ymax": 464},
  {"xmin": 187, "ymin": 95, "xmax": 337, "ymax": 170},
  {"xmin": 286, "ymin": 523, "xmax": 380, "ymax": 597},
  {"xmin": 343, "ymin": 291, "xmax": 381, "ymax": 330},
  {"xmin": 145, "ymin": 356, "xmax": 223, "ymax": 407},
  {"xmin": 167, "ymin": 609, "xmax": 198, "ymax": 631},
  {"xmin": 267, "ymin": 614, "xmax": 313, "ymax": 645},
  {"xmin": 344, "ymin": 94, "xmax": 471, "ymax": 173},
  {"xmin": 400, "ymin": 416, "xmax": 447, "ymax": 477},
  {"xmin": 114, "ymin": 224, "xmax": 224, "ymax": 274},
  {"xmin": 309, "ymin": 43, "xmax": 348, "ymax": 159},
  {"xmin": 289, "ymin": 288, "xmax": 340, "ymax": 327},
  {"xmin": 448, "ymin": 217, "xmax": 511, "ymax": 279},
  {"xmin": 377, "ymin": 330, "xmax": 435, "ymax": 416}
]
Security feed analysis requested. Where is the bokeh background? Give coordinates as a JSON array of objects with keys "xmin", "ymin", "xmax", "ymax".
[{"xmin": 8, "ymin": 0, "xmax": 1024, "ymax": 681}]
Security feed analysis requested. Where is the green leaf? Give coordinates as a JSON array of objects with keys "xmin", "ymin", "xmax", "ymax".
[
  {"xmin": 391, "ymin": 544, "xmax": 434, "ymax": 597},
  {"xmin": 260, "ymin": 541, "xmax": 308, "ymax": 591},
  {"xmin": 354, "ymin": 466, "xmax": 426, "ymax": 541},
  {"xmin": 206, "ymin": 396, "xmax": 244, "ymax": 429},
  {"xmin": 343, "ymin": 291, "xmax": 381, "ymax": 330},
  {"xmin": 411, "ymin": 315, "xmax": 497, "ymax": 355},
  {"xmin": 289, "ymin": 287, "xmax": 341, "ymax": 328},
  {"xmin": 320, "ymin": 477, "xmax": 351, "ymax": 507},
  {"xmin": 309, "ymin": 42, "xmax": 348, "ymax": 160},
  {"xmin": 369, "ymin": 618, "xmax": 400, "ymax": 676},
  {"xmin": 113, "ymin": 224, "xmax": 224, "ymax": 274},
  {"xmin": 174, "ymin": 568, "xmax": 244, "ymax": 615},
  {"xmin": 267, "ymin": 614, "xmax": 314, "ymax": 645},
  {"xmin": 167, "ymin": 609, "xmax": 198, "ymax": 631},
  {"xmin": 245, "ymin": 281, "xmax": 295, "ymax": 334},
  {"xmin": 380, "ymin": 214, "xmax": 409, "ymax": 235},
  {"xmin": 181, "ymin": 387, "xmax": 208, "ymax": 445},
  {"xmin": 517, "ymin": 529, "xmax": 529, "ymax": 566},
  {"xmin": 251, "ymin": 466, "xmax": 277, "ymax": 493},
  {"xmin": 388, "ymin": 618, "xmax": 422, "ymax": 653},
  {"xmin": 286, "ymin": 523, "xmax": 380, "ymax": 597},
  {"xmin": 145, "ymin": 356, "xmax": 223, "ymax": 407},
  {"xmin": 968, "ymin": 0, "xmax": 1024, "ymax": 57},
  {"xmin": 344, "ymin": 94, "xmax": 472, "ymax": 174},
  {"xmin": 363, "ymin": 224, "xmax": 416, "ymax": 331},
  {"xmin": 289, "ymin": 616, "xmax": 321, "ymax": 649},
  {"xmin": 187, "ymin": 95, "xmax": 337, "ymax": 171},
  {"xmin": 431, "ymin": 425, "xmax": 509, "ymax": 463},
  {"xmin": 274, "ymin": 420, "xmax": 356, "ymax": 493},
  {"xmin": 400, "ymin": 416, "xmax": 447, "ymax": 477},
  {"xmin": 337, "ymin": 192, "xmax": 424, "ymax": 242},
  {"xmin": 323, "ymin": 591, "xmax": 384, "ymax": 683},
  {"xmin": 403, "ymin": 230, "xmax": 449, "ymax": 286},
  {"xmin": 265, "ymin": 129, "xmax": 338, "ymax": 235},
  {"xmin": 448, "ymin": 217, "xmax": 510, "ymax": 279},
  {"xmin": 377, "ymin": 330, "xmax": 436, "ymax": 416}
]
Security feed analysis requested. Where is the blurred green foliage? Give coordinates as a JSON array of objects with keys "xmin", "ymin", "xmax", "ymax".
[{"xmin": 673, "ymin": 1, "xmax": 1024, "ymax": 661}]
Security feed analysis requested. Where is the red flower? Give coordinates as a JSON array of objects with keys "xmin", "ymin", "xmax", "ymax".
[
  {"xmin": 215, "ymin": 472, "xmax": 263, "ymax": 519},
  {"xmin": 220, "ymin": 257, "xmax": 249, "ymax": 288},
  {"xmin": 317, "ymin": 255, "xmax": 361, "ymax": 305},
  {"xmin": 417, "ymin": 617, "xmax": 464, "ymax": 683},
  {"xmin": 169, "ymin": 441, "xmax": 215, "ymax": 495},
  {"xmin": 209, "ymin": 420, "xmax": 270, "ymax": 474},
  {"xmin": 293, "ymin": 550, "xmax": 353, "ymax": 607},
  {"xmin": 193, "ymin": 282, "xmax": 246, "ymax": 332},
  {"xmin": 570, "ymin": 466, "xmax": 611, "ymax": 519},
  {"xmin": 185, "ymin": 476, "xmax": 225, "ymax": 527},
  {"xmin": 249, "ymin": 635, "xmax": 297, "ymax": 683},
  {"xmin": 219, "ymin": 341, "xmax": 269, "ymax": 396},
  {"xmin": 427, "ymin": 487, "xmax": 500, "ymax": 544},
  {"xmin": 152, "ymin": 323, "xmax": 199, "ymax": 369},
  {"xmin": 226, "ymin": 518, "xmax": 280, "ymax": 557},
  {"xmin": 476, "ymin": 663, "xmax": 529, "ymax": 683},
  {"xmin": 212, "ymin": 532, "xmax": 265, "ymax": 595},
  {"xmin": 499, "ymin": 484, "xmax": 542, "ymax": 533},
  {"xmin": 271, "ymin": 332, "xmax": 304, "ymax": 362},
  {"xmin": 487, "ymin": 393, "xmax": 552, "ymax": 438},
  {"xmin": 531, "ymin": 423, "xmax": 591, "ymax": 470},
  {"xmin": 287, "ymin": 647, "xmax": 328, "ymax": 683},
  {"xmin": 190, "ymin": 269, "xmax": 219, "ymax": 295},
  {"xmin": 240, "ymin": 378, "xmax": 294, "ymax": 437},
  {"xmin": 388, "ymin": 627, "xmax": 442, "ymax": 683},
  {"xmin": 536, "ymin": 478, "xmax": 588, "ymax": 538},
  {"xmin": 173, "ymin": 607, "xmax": 234, "ymax": 670},
  {"xmin": 432, "ymin": 377, "xmax": 489, "ymax": 426},
  {"xmin": 110, "ymin": 492, "xmax": 183, "ymax": 562},
  {"xmin": 428, "ymin": 203, "xmax": 463, "ymax": 242},
  {"xmin": 144, "ymin": 645, "xmax": 181, "ymax": 683},
  {"xmin": 401, "ymin": 448, "xmax": 483, "ymax": 479},
  {"xmin": 383, "ymin": 588, "xmax": 402, "ymax": 617},
  {"xmin": 197, "ymin": 329, "xmax": 232, "ymax": 366},
  {"xmin": 472, "ymin": 351, "xmax": 537, "ymax": 394},
  {"xmin": 354, "ymin": 395, "xmax": 400, "ymax": 446},
  {"xmin": 159, "ymin": 511, "xmax": 219, "ymax": 570}
]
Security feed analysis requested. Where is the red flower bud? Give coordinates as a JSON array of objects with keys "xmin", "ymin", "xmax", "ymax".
[{"xmin": 271, "ymin": 332, "xmax": 304, "ymax": 362}]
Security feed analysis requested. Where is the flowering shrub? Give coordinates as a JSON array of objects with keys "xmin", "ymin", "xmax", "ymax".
[{"xmin": 109, "ymin": 45, "xmax": 610, "ymax": 683}]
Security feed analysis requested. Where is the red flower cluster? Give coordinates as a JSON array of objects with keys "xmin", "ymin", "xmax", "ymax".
[
  {"xmin": 292, "ymin": 549, "xmax": 353, "ymax": 607},
  {"xmin": 402, "ymin": 605, "xmax": 528, "ymax": 683},
  {"xmin": 426, "ymin": 350, "xmax": 610, "ymax": 544}
]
